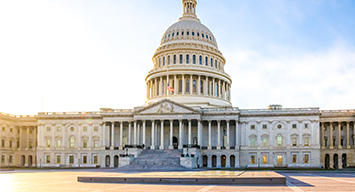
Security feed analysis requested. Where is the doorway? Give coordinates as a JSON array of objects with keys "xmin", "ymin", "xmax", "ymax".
[
  {"xmin": 212, "ymin": 155, "xmax": 217, "ymax": 167},
  {"xmin": 221, "ymin": 155, "xmax": 226, "ymax": 167},
  {"xmin": 334, "ymin": 154, "xmax": 338, "ymax": 169},
  {"xmin": 325, "ymin": 154, "xmax": 330, "ymax": 169},
  {"xmin": 203, "ymin": 155, "xmax": 208, "ymax": 167},
  {"xmin": 28, "ymin": 155, "xmax": 32, "ymax": 167},
  {"xmin": 173, "ymin": 136, "xmax": 178, "ymax": 149},
  {"xmin": 114, "ymin": 155, "xmax": 119, "ymax": 167},
  {"xmin": 105, "ymin": 155, "xmax": 110, "ymax": 167},
  {"xmin": 21, "ymin": 155, "xmax": 25, "ymax": 166},
  {"xmin": 342, "ymin": 154, "xmax": 347, "ymax": 168},
  {"xmin": 230, "ymin": 155, "xmax": 235, "ymax": 167}
]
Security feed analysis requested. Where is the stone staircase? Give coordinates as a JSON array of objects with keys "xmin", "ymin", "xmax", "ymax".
[{"xmin": 120, "ymin": 149, "xmax": 187, "ymax": 170}]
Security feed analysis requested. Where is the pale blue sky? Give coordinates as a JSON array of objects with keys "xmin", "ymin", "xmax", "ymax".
[{"xmin": 1, "ymin": 0, "xmax": 355, "ymax": 115}]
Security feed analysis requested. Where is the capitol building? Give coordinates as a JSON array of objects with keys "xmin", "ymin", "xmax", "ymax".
[{"xmin": 1, "ymin": 0, "xmax": 354, "ymax": 170}]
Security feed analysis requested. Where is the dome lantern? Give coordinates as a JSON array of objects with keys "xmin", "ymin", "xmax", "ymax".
[{"xmin": 181, "ymin": 0, "xmax": 198, "ymax": 21}]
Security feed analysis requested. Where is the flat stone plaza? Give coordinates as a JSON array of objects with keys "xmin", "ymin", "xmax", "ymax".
[{"xmin": 1, "ymin": 169, "xmax": 355, "ymax": 191}]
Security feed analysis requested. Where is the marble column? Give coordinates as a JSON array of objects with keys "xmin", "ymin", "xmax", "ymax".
[
  {"xmin": 142, "ymin": 121, "xmax": 146, "ymax": 148},
  {"xmin": 212, "ymin": 78, "xmax": 215, "ymax": 97},
  {"xmin": 160, "ymin": 120, "xmax": 164, "ymax": 149},
  {"xmin": 151, "ymin": 120, "xmax": 155, "ymax": 150},
  {"xmin": 198, "ymin": 75, "xmax": 201, "ymax": 95},
  {"xmin": 134, "ymin": 121, "xmax": 137, "ymax": 145},
  {"xmin": 137, "ymin": 123, "xmax": 140, "ymax": 145},
  {"xmin": 226, "ymin": 120, "xmax": 230, "ymax": 149},
  {"xmin": 182, "ymin": 75, "xmax": 185, "ymax": 95},
  {"xmin": 102, "ymin": 123, "xmax": 105, "ymax": 147},
  {"xmin": 169, "ymin": 120, "xmax": 173, "ymax": 149},
  {"xmin": 205, "ymin": 76, "xmax": 208, "ymax": 96},
  {"xmin": 190, "ymin": 75, "xmax": 193, "ymax": 95},
  {"xmin": 159, "ymin": 77, "xmax": 162, "ymax": 96},
  {"xmin": 128, "ymin": 122, "xmax": 131, "ymax": 145},
  {"xmin": 174, "ymin": 75, "xmax": 177, "ymax": 95},
  {"xmin": 179, "ymin": 120, "xmax": 183, "ymax": 149},
  {"xmin": 208, "ymin": 120, "xmax": 212, "ymax": 149},
  {"xmin": 321, "ymin": 123, "xmax": 325, "ymax": 149},
  {"xmin": 235, "ymin": 120, "xmax": 239, "ymax": 149},
  {"xmin": 347, "ymin": 122, "xmax": 350, "ymax": 148},
  {"xmin": 330, "ymin": 122, "xmax": 333, "ymax": 149},
  {"xmin": 188, "ymin": 119, "xmax": 192, "ymax": 144},
  {"xmin": 110, "ymin": 122, "xmax": 114, "ymax": 150},
  {"xmin": 33, "ymin": 126, "xmax": 37, "ymax": 149},
  {"xmin": 198, "ymin": 120, "xmax": 202, "ymax": 146},
  {"xmin": 218, "ymin": 79, "xmax": 221, "ymax": 98},
  {"xmin": 338, "ymin": 122, "xmax": 341, "ymax": 148},
  {"xmin": 217, "ymin": 120, "xmax": 221, "ymax": 149},
  {"xmin": 26, "ymin": 127, "xmax": 30, "ymax": 150},
  {"xmin": 119, "ymin": 122, "xmax": 123, "ymax": 150}
]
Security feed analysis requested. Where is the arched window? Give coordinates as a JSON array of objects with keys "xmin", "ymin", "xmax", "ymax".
[
  {"xmin": 210, "ymin": 58, "xmax": 213, "ymax": 67},
  {"xmin": 187, "ymin": 31, "xmax": 189, "ymax": 36},
  {"xmin": 69, "ymin": 136, "xmax": 75, "ymax": 148},
  {"xmin": 200, "ymin": 80, "xmax": 203, "ymax": 94},
  {"xmin": 197, "ymin": 32, "xmax": 200, "ymax": 37},
  {"xmin": 182, "ymin": 31, "xmax": 184, "ymax": 36},
  {"xmin": 202, "ymin": 33, "xmax": 204, "ymax": 38},
  {"xmin": 192, "ymin": 31, "xmax": 195, "ymax": 36},
  {"xmin": 186, "ymin": 54, "xmax": 189, "ymax": 64},
  {"xmin": 177, "ymin": 32, "xmax": 179, "ymax": 36},
  {"xmin": 179, "ymin": 80, "xmax": 182, "ymax": 93},
  {"xmin": 186, "ymin": 80, "xmax": 190, "ymax": 93},
  {"xmin": 172, "ymin": 32, "xmax": 174, "ymax": 37},
  {"xmin": 159, "ymin": 58, "xmax": 161, "ymax": 67},
  {"xmin": 205, "ymin": 57, "xmax": 208, "ymax": 66},
  {"xmin": 168, "ymin": 56, "xmax": 170, "ymax": 65},
  {"xmin": 215, "ymin": 60, "xmax": 217, "ymax": 68},
  {"xmin": 199, "ymin": 56, "xmax": 202, "ymax": 65},
  {"xmin": 57, "ymin": 140, "xmax": 61, "ymax": 148},
  {"xmin": 163, "ymin": 57, "xmax": 165, "ymax": 66},
  {"xmin": 174, "ymin": 55, "xmax": 176, "ymax": 64},
  {"xmin": 180, "ymin": 54, "xmax": 183, "ymax": 64},
  {"xmin": 193, "ymin": 80, "xmax": 196, "ymax": 93},
  {"xmin": 277, "ymin": 134, "xmax": 282, "ymax": 147},
  {"xmin": 193, "ymin": 55, "xmax": 196, "ymax": 64},
  {"xmin": 206, "ymin": 35, "xmax": 209, "ymax": 39}
]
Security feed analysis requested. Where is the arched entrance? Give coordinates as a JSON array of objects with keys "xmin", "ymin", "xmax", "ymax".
[
  {"xmin": 21, "ymin": 155, "xmax": 25, "ymax": 166},
  {"xmin": 114, "ymin": 155, "xmax": 119, "ymax": 167},
  {"xmin": 105, "ymin": 155, "xmax": 110, "ymax": 167},
  {"xmin": 173, "ymin": 136, "xmax": 178, "ymax": 149},
  {"xmin": 221, "ymin": 155, "xmax": 226, "ymax": 167},
  {"xmin": 334, "ymin": 154, "xmax": 339, "ymax": 169},
  {"xmin": 28, "ymin": 155, "xmax": 32, "ymax": 167},
  {"xmin": 212, "ymin": 155, "xmax": 217, "ymax": 167},
  {"xmin": 203, "ymin": 155, "xmax": 208, "ymax": 167},
  {"xmin": 230, "ymin": 155, "xmax": 235, "ymax": 167},
  {"xmin": 342, "ymin": 154, "xmax": 347, "ymax": 168},
  {"xmin": 325, "ymin": 154, "xmax": 330, "ymax": 169}
]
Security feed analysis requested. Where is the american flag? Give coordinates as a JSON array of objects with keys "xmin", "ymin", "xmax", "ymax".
[{"xmin": 167, "ymin": 84, "xmax": 174, "ymax": 92}]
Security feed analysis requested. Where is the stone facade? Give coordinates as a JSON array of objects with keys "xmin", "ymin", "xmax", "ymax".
[{"xmin": 1, "ymin": 0, "xmax": 354, "ymax": 170}]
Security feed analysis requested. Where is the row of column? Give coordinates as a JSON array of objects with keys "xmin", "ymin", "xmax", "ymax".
[
  {"xmin": 103, "ymin": 120, "xmax": 239, "ymax": 150},
  {"xmin": 146, "ymin": 74, "xmax": 231, "ymax": 100},
  {"xmin": 321, "ymin": 121, "xmax": 354, "ymax": 149},
  {"xmin": 0, "ymin": 125, "xmax": 36, "ymax": 150}
]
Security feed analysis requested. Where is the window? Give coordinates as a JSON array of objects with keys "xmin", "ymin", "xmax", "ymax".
[
  {"xmin": 172, "ymin": 32, "xmax": 174, "ymax": 37},
  {"xmin": 277, "ymin": 134, "xmax": 282, "ymax": 146},
  {"xmin": 250, "ymin": 138, "xmax": 256, "ymax": 147},
  {"xmin": 304, "ymin": 137, "xmax": 309, "ymax": 146},
  {"xmin": 304, "ymin": 123, "xmax": 309, "ymax": 129},
  {"xmin": 29, "ymin": 141, "xmax": 32, "ymax": 148},
  {"xmin": 57, "ymin": 155, "xmax": 61, "ymax": 164},
  {"xmin": 186, "ymin": 54, "xmax": 189, "ymax": 64},
  {"xmin": 1, "ymin": 155, "xmax": 4, "ymax": 163},
  {"xmin": 215, "ymin": 60, "xmax": 217, "ymax": 68},
  {"xmin": 83, "ymin": 156, "xmax": 87, "ymax": 164},
  {"xmin": 57, "ymin": 127, "xmax": 61, "ymax": 131},
  {"xmin": 17, "ymin": 140, "xmax": 19, "ymax": 148},
  {"xmin": 199, "ymin": 56, "xmax": 202, "ymax": 65},
  {"xmin": 262, "ymin": 155, "xmax": 267, "ymax": 164},
  {"xmin": 10, "ymin": 128, "xmax": 13, "ymax": 133},
  {"xmin": 251, "ymin": 155, "xmax": 256, "ymax": 164},
  {"xmin": 69, "ymin": 136, "xmax": 75, "ymax": 148},
  {"xmin": 216, "ymin": 83, "xmax": 219, "ymax": 96},
  {"xmin": 168, "ymin": 56, "xmax": 170, "ymax": 64},
  {"xmin": 250, "ymin": 125, "xmax": 255, "ymax": 130},
  {"xmin": 186, "ymin": 79, "xmax": 190, "ymax": 93},
  {"xmin": 83, "ymin": 126, "xmax": 87, "ymax": 132},
  {"xmin": 177, "ymin": 32, "xmax": 179, "ymax": 36},
  {"xmin": 262, "ymin": 124, "xmax": 267, "ymax": 129},
  {"xmin": 262, "ymin": 138, "xmax": 267, "ymax": 147},
  {"xmin": 46, "ymin": 127, "xmax": 51, "ymax": 131},
  {"xmin": 182, "ymin": 31, "xmax": 184, "ymax": 35},
  {"xmin": 193, "ymin": 80, "xmax": 196, "ymax": 93},
  {"xmin": 46, "ymin": 139, "xmax": 51, "ymax": 148},
  {"xmin": 9, "ymin": 155, "xmax": 12, "ymax": 163},
  {"xmin": 46, "ymin": 155, "xmax": 50, "ymax": 164},
  {"xmin": 180, "ymin": 54, "xmax": 183, "ymax": 64},
  {"xmin": 206, "ymin": 35, "xmax": 209, "ymax": 39},
  {"xmin": 94, "ymin": 140, "xmax": 98, "ymax": 148},
  {"xmin": 83, "ymin": 140, "xmax": 87, "ymax": 148},
  {"xmin": 193, "ymin": 55, "xmax": 196, "ymax": 64},
  {"xmin": 2, "ymin": 127, "xmax": 4, "ymax": 131},
  {"xmin": 94, "ymin": 126, "xmax": 98, "ymax": 132},
  {"xmin": 163, "ymin": 57, "xmax": 165, "ymax": 66},
  {"xmin": 1, "ymin": 139, "xmax": 4, "ymax": 148},
  {"xmin": 210, "ymin": 58, "xmax": 213, "ymax": 67},
  {"xmin": 192, "ymin": 31, "xmax": 195, "ymax": 36},
  {"xmin": 57, "ymin": 139, "xmax": 61, "ymax": 148},
  {"xmin": 292, "ymin": 154, "xmax": 297, "ymax": 163},
  {"xmin": 292, "ymin": 137, "xmax": 297, "ymax": 146},
  {"xmin": 187, "ymin": 31, "xmax": 189, "ymax": 36},
  {"xmin": 168, "ymin": 34, "xmax": 170, "ymax": 37},
  {"xmin": 341, "ymin": 139, "xmax": 344, "ymax": 146},
  {"xmin": 200, "ymin": 80, "xmax": 203, "ymax": 94},
  {"xmin": 9, "ymin": 140, "xmax": 12, "ymax": 148},
  {"xmin": 205, "ymin": 57, "xmax": 208, "ymax": 66},
  {"xmin": 174, "ymin": 55, "xmax": 176, "ymax": 64},
  {"xmin": 94, "ymin": 156, "xmax": 98, "ymax": 164},
  {"xmin": 197, "ymin": 32, "xmax": 200, "ymax": 36},
  {"xmin": 159, "ymin": 58, "xmax": 161, "ymax": 67},
  {"xmin": 292, "ymin": 124, "xmax": 297, "ymax": 129},
  {"xmin": 304, "ymin": 154, "xmax": 309, "ymax": 164},
  {"xmin": 69, "ymin": 155, "xmax": 74, "ymax": 164},
  {"xmin": 277, "ymin": 155, "xmax": 283, "ymax": 164},
  {"xmin": 202, "ymin": 33, "xmax": 204, "ymax": 38},
  {"xmin": 179, "ymin": 80, "xmax": 182, "ymax": 93}
]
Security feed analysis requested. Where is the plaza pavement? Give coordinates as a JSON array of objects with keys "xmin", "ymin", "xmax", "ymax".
[{"xmin": 1, "ymin": 169, "xmax": 355, "ymax": 191}]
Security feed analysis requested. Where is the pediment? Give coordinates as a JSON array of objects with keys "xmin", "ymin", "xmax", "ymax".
[{"xmin": 135, "ymin": 99, "xmax": 199, "ymax": 115}]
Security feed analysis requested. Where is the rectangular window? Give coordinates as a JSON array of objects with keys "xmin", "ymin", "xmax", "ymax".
[
  {"xmin": 292, "ymin": 137, "xmax": 297, "ymax": 146},
  {"xmin": 163, "ymin": 57, "xmax": 165, "ymax": 66},
  {"xmin": 94, "ymin": 126, "xmax": 98, "ymax": 132},
  {"xmin": 1, "ymin": 155, "xmax": 4, "ymax": 163},
  {"xmin": 69, "ymin": 155, "xmax": 74, "ymax": 164},
  {"xmin": 304, "ymin": 123, "xmax": 309, "ymax": 129},
  {"xmin": 2, "ymin": 127, "xmax": 4, "ymax": 132},
  {"xmin": 250, "ymin": 125, "xmax": 255, "ymax": 130},
  {"xmin": 46, "ymin": 155, "xmax": 50, "ymax": 164},
  {"xmin": 94, "ymin": 156, "xmax": 98, "ymax": 164},
  {"xmin": 251, "ymin": 155, "xmax": 256, "ymax": 164},
  {"xmin": 9, "ymin": 155, "xmax": 12, "ymax": 163},
  {"xmin": 46, "ymin": 127, "xmax": 51, "ymax": 131},
  {"xmin": 57, "ymin": 155, "xmax": 61, "ymax": 164},
  {"xmin": 17, "ymin": 140, "xmax": 19, "ymax": 148},
  {"xmin": 250, "ymin": 138, "xmax": 256, "ymax": 147},
  {"xmin": 304, "ymin": 137, "xmax": 309, "ymax": 146},
  {"xmin": 262, "ymin": 124, "xmax": 267, "ymax": 129},
  {"xmin": 168, "ymin": 56, "xmax": 170, "ymax": 64},
  {"xmin": 179, "ymin": 80, "xmax": 182, "ymax": 93},
  {"xmin": 193, "ymin": 55, "xmax": 196, "ymax": 64},
  {"xmin": 57, "ymin": 140, "xmax": 61, "ymax": 148},
  {"xmin": 1, "ymin": 139, "xmax": 4, "ymax": 148},
  {"xmin": 180, "ymin": 54, "xmax": 183, "ymax": 64},
  {"xmin": 9, "ymin": 140, "xmax": 12, "ymax": 148},
  {"xmin": 94, "ymin": 140, "xmax": 98, "ymax": 148},
  {"xmin": 262, "ymin": 138, "xmax": 267, "ymax": 147},
  {"xmin": 292, "ymin": 154, "xmax": 297, "ymax": 163},
  {"xmin": 83, "ymin": 140, "xmax": 87, "ymax": 148},
  {"xmin": 10, "ymin": 128, "xmax": 13, "ymax": 133},
  {"xmin": 29, "ymin": 141, "xmax": 33, "ymax": 149},
  {"xmin": 304, "ymin": 154, "xmax": 309, "ymax": 164},
  {"xmin": 174, "ymin": 55, "xmax": 176, "ymax": 64},
  {"xmin": 186, "ymin": 55, "xmax": 189, "ymax": 64},
  {"xmin": 292, "ymin": 124, "xmax": 297, "ymax": 129},
  {"xmin": 46, "ymin": 139, "xmax": 51, "ymax": 148},
  {"xmin": 83, "ymin": 156, "xmax": 87, "ymax": 164},
  {"xmin": 83, "ymin": 126, "xmax": 88, "ymax": 132},
  {"xmin": 262, "ymin": 155, "xmax": 267, "ymax": 164},
  {"xmin": 205, "ymin": 57, "xmax": 208, "ymax": 66},
  {"xmin": 199, "ymin": 56, "xmax": 202, "ymax": 65},
  {"xmin": 277, "ymin": 155, "xmax": 283, "ymax": 164}
]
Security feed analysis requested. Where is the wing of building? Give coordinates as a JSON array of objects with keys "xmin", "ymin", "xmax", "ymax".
[{"xmin": 1, "ymin": 0, "xmax": 354, "ymax": 170}]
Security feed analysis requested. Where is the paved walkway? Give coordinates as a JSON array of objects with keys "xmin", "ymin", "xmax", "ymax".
[{"xmin": 1, "ymin": 169, "xmax": 355, "ymax": 191}]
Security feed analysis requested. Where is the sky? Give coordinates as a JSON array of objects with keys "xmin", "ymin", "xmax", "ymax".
[{"xmin": 0, "ymin": 0, "xmax": 355, "ymax": 115}]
